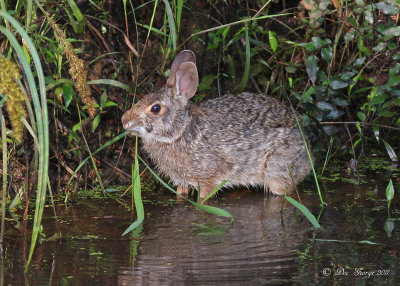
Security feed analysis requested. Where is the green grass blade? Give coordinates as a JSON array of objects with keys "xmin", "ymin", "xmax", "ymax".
[
  {"xmin": 0, "ymin": 11, "xmax": 49, "ymax": 270},
  {"xmin": 285, "ymin": 196, "xmax": 321, "ymax": 229},
  {"xmin": 289, "ymin": 102, "xmax": 324, "ymax": 205},
  {"xmin": 176, "ymin": 0, "xmax": 183, "ymax": 34},
  {"xmin": 201, "ymin": 180, "xmax": 227, "ymax": 204},
  {"xmin": 87, "ymin": 79, "xmax": 133, "ymax": 93},
  {"xmin": 26, "ymin": 0, "xmax": 33, "ymax": 27},
  {"xmin": 123, "ymin": 133, "xmax": 144, "ymax": 235},
  {"xmin": 136, "ymin": 23, "xmax": 168, "ymax": 36},
  {"xmin": 146, "ymin": 0, "xmax": 159, "ymax": 41},
  {"xmin": 1, "ymin": 113, "xmax": 7, "ymax": 244},
  {"xmin": 194, "ymin": 204, "xmax": 234, "ymax": 223},
  {"xmin": 163, "ymin": 0, "xmax": 176, "ymax": 50},
  {"xmin": 191, "ymin": 13, "xmax": 290, "ymax": 37},
  {"xmin": 238, "ymin": 23, "xmax": 250, "ymax": 92},
  {"xmin": 66, "ymin": 0, "xmax": 84, "ymax": 34}
]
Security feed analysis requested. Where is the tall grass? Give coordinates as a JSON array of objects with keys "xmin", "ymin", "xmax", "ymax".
[
  {"xmin": 0, "ymin": 11, "xmax": 49, "ymax": 270},
  {"xmin": 1, "ymin": 111, "xmax": 7, "ymax": 245}
]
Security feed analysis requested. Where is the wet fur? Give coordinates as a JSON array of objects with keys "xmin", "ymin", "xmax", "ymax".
[{"xmin": 122, "ymin": 51, "xmax": 312, "ymax": 198}]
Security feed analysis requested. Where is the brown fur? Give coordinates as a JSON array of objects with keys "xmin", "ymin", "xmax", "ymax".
[{"xmin": 122, "ymin": 50, "xmax": 312, "ymax": 198}]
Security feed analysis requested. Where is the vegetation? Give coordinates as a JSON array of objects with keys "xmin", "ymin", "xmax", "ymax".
[{"xmin": 0, "ymin": 0, "xmax": 399, "ymax": 269}]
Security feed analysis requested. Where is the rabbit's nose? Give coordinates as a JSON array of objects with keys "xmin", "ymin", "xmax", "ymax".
[{"xmin": 121, "ymin": 110, "xmax": 133, "ymax": 129}]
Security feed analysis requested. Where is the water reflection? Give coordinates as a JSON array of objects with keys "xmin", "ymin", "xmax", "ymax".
[
  {"xmin": 1, "ymin": 171, "xmax": 399, "ymax": 285},
  {"xmin": 122, "ymin": 193, "xmax": 308, "ymax": 285}
]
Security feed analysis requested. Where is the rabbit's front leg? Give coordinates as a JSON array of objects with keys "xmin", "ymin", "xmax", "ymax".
[
  {"xmin": 198, "ymin": 181, "xmax": 219, "ymax": 199},
  {"xmin": 177, "ymin": 185, "xmax": 189, "ymax": 196}
]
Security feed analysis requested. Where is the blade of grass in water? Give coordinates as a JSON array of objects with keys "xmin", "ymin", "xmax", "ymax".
[
  {"xmin": 285, "ymin": 196, "xmax": 321, "ymax": 229},
  {"xmin": 122, "ymin": 133, "xmax": 144, "ymax": 236},
  {"xmin": 0, "ymin": 10, "xmax": 49, "ymax": 270},
  {"xmin": 288, "ymin": 99, "xmax": 324, "ymax": 205},
  {"xmin": 201, "ymin": 180, "xmax": 227, "ymax": 204}
]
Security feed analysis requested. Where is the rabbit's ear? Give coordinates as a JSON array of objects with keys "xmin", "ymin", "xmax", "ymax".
[
  {"xmin": 167, "ymin": 50, "xmax": 196, "ymax": 88},
  {"xmin": 175, "ymin": 62, "xmax": 198, "ymax": 99}
]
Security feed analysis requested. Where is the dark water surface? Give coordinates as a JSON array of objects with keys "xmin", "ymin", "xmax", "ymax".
[{"xmin": 1, "ymin": 160, "xmax": 399, "ymax": 285}]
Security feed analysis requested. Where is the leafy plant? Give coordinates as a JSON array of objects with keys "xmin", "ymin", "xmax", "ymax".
[{"xmin": 91, "ymin": 91, "xmax": 118, "ymax": 132}]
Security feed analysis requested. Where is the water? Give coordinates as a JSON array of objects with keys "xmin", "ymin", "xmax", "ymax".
[{"xmin": 1, "ymin": 159, "xmax": 399, "ymax": 285}]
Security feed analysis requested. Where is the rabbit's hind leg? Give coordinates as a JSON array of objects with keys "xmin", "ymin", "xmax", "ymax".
[
  {"xmin": 262, "ymin": 152, "xmax": 294, "ymax": 196},
  {"xmin": 263, "ymin": 175, "xmax": 293, "ymax": 196}
]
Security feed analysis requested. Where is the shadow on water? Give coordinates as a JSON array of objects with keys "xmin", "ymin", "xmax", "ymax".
[{"xmin": 1, "ymin": 160, "xmax": 399, "ymax": 285}]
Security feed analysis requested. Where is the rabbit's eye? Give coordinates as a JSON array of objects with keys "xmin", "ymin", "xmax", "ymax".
[{"xmin": 150, "ymin": 104, "xmax": 161, "ymax": 114}]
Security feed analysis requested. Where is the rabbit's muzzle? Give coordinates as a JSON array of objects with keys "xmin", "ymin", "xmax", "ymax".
[{"xmin": 121, "ymin": 109, "xmax": 141, "ymax": 134}]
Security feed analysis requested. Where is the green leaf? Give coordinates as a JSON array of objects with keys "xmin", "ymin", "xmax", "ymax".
[
  {"xmin": 389, "ymin": 64, "xmax": 400, "ymax": 78},
  {"xmin": 268, "ymin": 30, "xmax": 277, "ymax": 53},
  {"xmin": 378, "ymin": 110, "xmax": 395, "ymax": 117},
  {"xmin": 323, "ymin": 125, "xmax": 339, "ymax": 136},
  {"xmin": 302, "ymin": 86, "xmax": 315, "ymax": 103},
  {"xmin": 332, "ymin": 97, "xmax": 349, "ymax": 107},
  {"xmin": 321, "ymin": 46, "xmax": 332, "ymax": 62},
  {"xmin": 326, "ymin": 110, "xmax": 344, "ymax": 119},
  {"xmin": 198, "ymin": 74, "xmax": 216, "ymax": 91},
  {"xmin": 384, "ymin": 75, "xmax": 400, "ymax": 88},
  {"xmin": 100, "ymin": 92, "xmax": 107, "ymax": 107},
  {"xmin": 306, "ymin": 55, "xmax": 319, "ymax": 83},
  {"xmin": 344, "ymin": 29, "xmax": 356, "ymax": 42},
  {"xmin": 300, "ymin": 42, "xmax": 319, "ymax": 51},
  {"xmin": 385, "ymin": 27, "xmax": 400, "ymax": 38},
  {"xmin": 386, "ymin": 179, "xmax": 394, "ymax": 202},
  {"xmin": 384, "ymin": 219, "xmax": 394, "ymax": 238},
  {"xmin": 369, "ymin": 94, "xmax": 387, "ymax": 105},
  {"xmin": 372, "ymin": 125, "xmax": 379, "ymax": 142},
  {"xmin": 357, "ymin": 111, "xmax": 366, "ymax": 121},
  {"xmin": 375, "ymin": 2, "xmax": 399, "ymax": 15},
  {"xmin": 285, "ymin": 197, "xmax": 321, "ymax": 229},
  {"xmin": 355, "ymin": 122, "xmax": 362, "ymax": 134},
  {"xmin": 63, "ymin": 83, "xmax": 74, "ymax": 109},
  {"xmin": 329, "ymin": 80, "xmax": 349, "ymax": 90},
  {"xmin": 312, "ymin": 37, "xmax": 331, "ymax": 47},
  {"xmin": 92, "ymin": 114, "xmax": 101, "ymax": 132},
  {"xmin": 381, "ymin": 139, "xmax": 398, "ymax": 162},
  {"xmin": 353, "ymin": 56, "xmax": 366, "ymax": 67},
  {"xmin": 317, "ymin": 101, "xmax": 336, "ymax": 111},
  {"xmin": 104, "ymin": 101, "xmax": 118, "ymax": 107},
  {"xmin": 340, "ymin": 71, "xmax": 356, "ymax": 81}
]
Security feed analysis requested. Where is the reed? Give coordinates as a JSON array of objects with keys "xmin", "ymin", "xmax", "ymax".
[{"xmin": 0, "ymin": 10, "xmax": 50, "ymax": 270}]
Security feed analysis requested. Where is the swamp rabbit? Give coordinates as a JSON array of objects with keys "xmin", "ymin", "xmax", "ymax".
[{"xmin": 121, "ymin": 50, "xmax": 312, "ymax": 198}]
